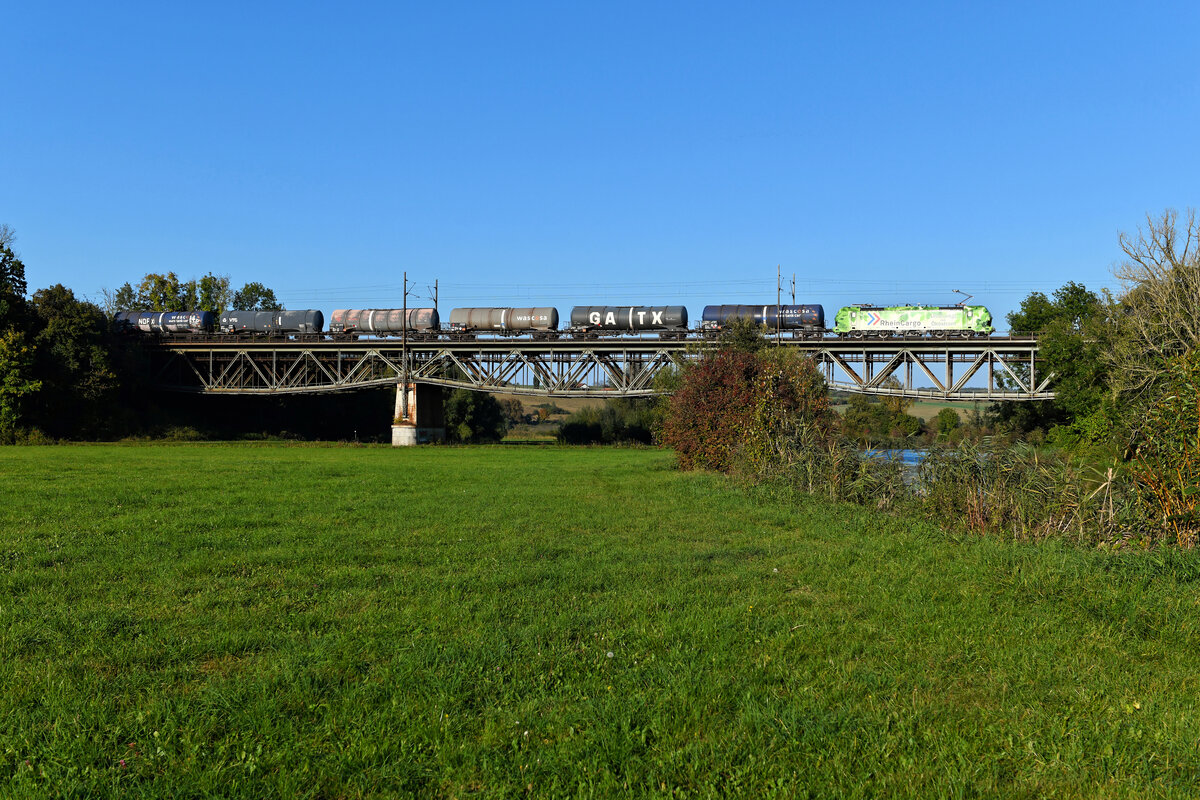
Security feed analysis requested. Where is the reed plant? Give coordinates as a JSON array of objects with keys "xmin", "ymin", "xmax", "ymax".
[
  {"xmin": 739, "ymin": 433, "xmax": 1148, "ymax": 546},
  {"xmin": 915, "ymin": 442, "xmax": 1137, "ymax": 543}
]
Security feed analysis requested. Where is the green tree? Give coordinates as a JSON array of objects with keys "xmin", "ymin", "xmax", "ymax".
[
  {"xmin": 180, "ymin": 278, "xmax": 199, "ymax": 310},
  {"xmin": 840, "ymin": 392, "xmax": 921, "ymax": 445},
  {"xmin": 443, "ymin": 389, "xmax": 508, "ymax": 443},
  {"xmin": 101, "ymin": 283, "xmax": 138, "ymax": 314},
  {"xmin": 740, "ymin": 347, "xmax": 836, "ymax": 471},
  {"xmin": 104, "ymin": 273, "xmax": 262, "ymax": 314},
  {"xmin": 28, "ymin": 285, "xmax": 118, "ymax": 438},
  {"xmin": 497, "ymin": 397, "xmax": 526, "ymax": 427},
  {"xmin": 934, "ymin": 407, "xmax": 961, "ymax": 438},
  {"xmin": 995, "ymin": 281, "xmax": 1109, "ymax": 434},
  {"xmin": 0, "ymin": 238, "xmax": 28, "ymax": 331},
  {"xmin": 717, "ymin": 316, "xmax": 766, "ymax": 354},
  {"xmin": 231, "ymin": 282, "xmax": 281, "ymax": 310},
  {"xmin": 0, "ymin": 329, "xmax": 40, "ymax": 438},
  {"xmin": 135, "ymin": 272, "xmax": 186, "ymax": 310},
  {"xmin": 878, "ymin": 376, "xmax": 913, "ymax": 418},
  {"xmin": 197, "ymin": 274, "xmax": 233, "ymax": 313}
]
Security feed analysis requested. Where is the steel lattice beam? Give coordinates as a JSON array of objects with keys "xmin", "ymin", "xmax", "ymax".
[{"xmin": 142, "ymin": 335, "xmax": 1053, "ymax": 400}]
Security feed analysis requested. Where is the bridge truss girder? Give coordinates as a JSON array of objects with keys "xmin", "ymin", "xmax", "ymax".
[{"xmin": 147, "ymin": 337, "xmax": 1052, "ymax": 401}]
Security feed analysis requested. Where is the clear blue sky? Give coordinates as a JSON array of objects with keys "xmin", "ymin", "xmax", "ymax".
[{"xmin": 3, "ymin": 1, "xmax": 1197, "ymax": 327}]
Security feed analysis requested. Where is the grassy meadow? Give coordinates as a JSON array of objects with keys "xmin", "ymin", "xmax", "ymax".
[{"xmin": 3, "ymin": 444, "xmax": 1200, "ymax": 797}]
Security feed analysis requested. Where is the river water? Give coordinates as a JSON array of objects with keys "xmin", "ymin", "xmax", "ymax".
[{"xmin": 862, "ymin": 449, "xmax": 927, "ymax": 466}]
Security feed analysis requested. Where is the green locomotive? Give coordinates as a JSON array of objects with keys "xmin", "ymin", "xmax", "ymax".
[{"xmin": 832, "ymin": 304, "xmax": 994, "ymax": 338}]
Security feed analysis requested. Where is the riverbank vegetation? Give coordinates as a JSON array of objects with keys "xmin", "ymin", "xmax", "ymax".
[
  {"xmin": 5, "ymin": 444, "xmax": 1200, "ymax": 797},
  {"xmin": 658, "ymin": 209, "xmax": 1200, "ymax": 548}
]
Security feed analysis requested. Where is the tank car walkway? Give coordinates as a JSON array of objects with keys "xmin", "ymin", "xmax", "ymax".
[{"xmin": 143, "ymin": 334, "xmax": 1052, "ymax": 401}]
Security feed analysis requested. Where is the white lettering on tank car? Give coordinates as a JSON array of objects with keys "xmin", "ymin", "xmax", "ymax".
[
  {"xmin": 604, "ymin": 312, "xmax": 616, "ymax": 326},
  {"xmin": 589, "ymin": 312, "xmax": 601, "ymax": 325},
  {"xmin": 652, "ymin": 311, "xmax": 663, "ymax": 325}
]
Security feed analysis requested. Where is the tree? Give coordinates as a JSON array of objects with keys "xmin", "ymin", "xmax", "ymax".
[
  {"xmin": 103, "ymin": 273, "xmax": 268, "ymax": 313},
  {"xmin": 231, "ymin": 282, "xmax": 281, "ymax": 310},
  {"xmin": 661, "ymin": 344, "xmax": 833, "ymax": 472},
  {"xmin": 717, "ymin": 316, "xmax": 766, "ymax": 354},
  {"xmin": 741, "ymin": 347, "xmax": 836, "ymax": 471},
  {"xmin": 660, "ymin": 348, "xmax": 760, "ymax": 471},
  {"xmin": 135, "ymin": 272, "xmax": 186, "ymax": 310},
  {"xmin": 878, "ymin": 376, "xmax": 912, "ymax": 418},
  {"xmin": 180, "ymin": 278, "xmax": 199, "ymax": 310},
  {"xmin": 0, "ymin": 238, "xmax": 28, "ymax": 331},
  {"xmin": 994, "ymin": 281, "xmax": 1109, "ymax": 434},
  {"xmin": 497, "ymin": 397, "xmax": 526, "ymax": 427},
  {"xmin": 443, "ymin": 389, "xmax": 508, "ymax": 443},
  {"xmin": 28, "ymin": 285, "xmax": 118, "ymax": 438},
  {"xmin": 0, "ymin": 329, "xmax": 40, "ymax": 439},
  {"xmin": 934, "ymin": 407, "xmax": 961, "ymax": 438},
  {"xmin": 1109, "ymin": 208, "xmax": 1200, "ymax": 401},
  {"xmin": 197, "ymin": 274, "xmax": 233, "ymax": 313},
  {"xmin": 100, "ymin": 283, "xmax": 138, "ymax": 314}
]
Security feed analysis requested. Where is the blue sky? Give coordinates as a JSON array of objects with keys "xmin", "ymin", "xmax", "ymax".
[{"xmin": 3, "ymin": 1, "xmax": 1197, "ymax": 327}]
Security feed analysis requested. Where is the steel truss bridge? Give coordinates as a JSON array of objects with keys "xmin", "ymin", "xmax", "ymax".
[{"xmin": 145, "ymin": 334, "xmax": 1052, "ymax": 401}]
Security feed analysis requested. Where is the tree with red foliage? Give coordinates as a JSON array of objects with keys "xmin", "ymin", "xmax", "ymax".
[
  {"xmin": 661, "ymin": 345, "xmax": 834, "ymax": 473},
  {"xmin": 660, "ymin": 349, "xmax": 760, "ymax": 471}
]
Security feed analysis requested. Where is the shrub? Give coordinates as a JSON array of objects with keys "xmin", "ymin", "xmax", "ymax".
[
  {"xmin": 662, "ymin": 345, "xmax": 835, "ymax": 473},
  {"xmin": 741, "ymin": 347, "xmax": 836, "ymax": 472},
  {"xmin": 1130, "ymin": 349, "xmax": 1200, "ymax": 546},
  {"xmin": 660, "ymin": 349, "xmax": 760, "ymax": 471},
  {"xmin": 557, "ymin": 399, "xmax": 654, "ymax": 445}
]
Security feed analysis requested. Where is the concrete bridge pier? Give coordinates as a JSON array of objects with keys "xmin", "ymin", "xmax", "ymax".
[{"xmin": 392, "ymin": 382, "xmax": 446, "ymax": 446}]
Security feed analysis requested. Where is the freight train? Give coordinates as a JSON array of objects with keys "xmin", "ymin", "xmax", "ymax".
[{"xmin": 114, "ymin": 302, "xmax": 994, "ymax": 339}]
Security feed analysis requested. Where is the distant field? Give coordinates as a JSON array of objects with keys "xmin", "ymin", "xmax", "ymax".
[
  {"xmin": 494, "ymin": 393, "xmax": 604, "ymax": 416},
  {"xmin": 4, "ymin": 444, "xmax": 1200, "ymax": 797},
  {"xmin": 830, "ymin": 398, "xmax": 984, "ymax": 421},
  {"xmin": 907, "ymin": 399, "xmax": 984, "ymax": 421},
  {"xmin": 495, "ymin": 393, "xmax": 599, "ymax": 441}
]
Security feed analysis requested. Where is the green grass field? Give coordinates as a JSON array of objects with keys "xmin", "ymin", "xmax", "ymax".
[{"xmin": 4, "ymin": 444, "xmax": 1200, "ymax": 797}]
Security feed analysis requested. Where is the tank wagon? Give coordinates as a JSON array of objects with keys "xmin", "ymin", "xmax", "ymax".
[
  {"xmin": 219, "ymin": 309, "xmax": 324, "ymax": 335},
  {"xmin": 700, "ymin": 304, "xmax": 824, "ymax": 335},
  {"xmin": 447, "ymin": 307, "xmax": 559, "ymax": 336},
  {"xmin": 329, "ymin": 308, "xmax": 439, "ymax": 336},
  {"xmin": 569, "ymin": 306, "xmax": 688, "ymax": 336},
  {"xmin": 833, "ymin": 305, "xmax": 993, "ymax": 338},
  {"xmin": 114, "ymin": 310, "xmax": 215, "ymax": 335}
]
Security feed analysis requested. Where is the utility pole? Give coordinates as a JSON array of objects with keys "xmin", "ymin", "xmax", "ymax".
[
  {"xmin": 776, "ymin": 264, "xmax": 782, "ymax": 344},
  {"xmin": 791, "ymin": 273, "xmax": 796, "ymax": 305},
  {"xmin": 401, "ymin": 271, "xmax": 409, "ymax": 420}
]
